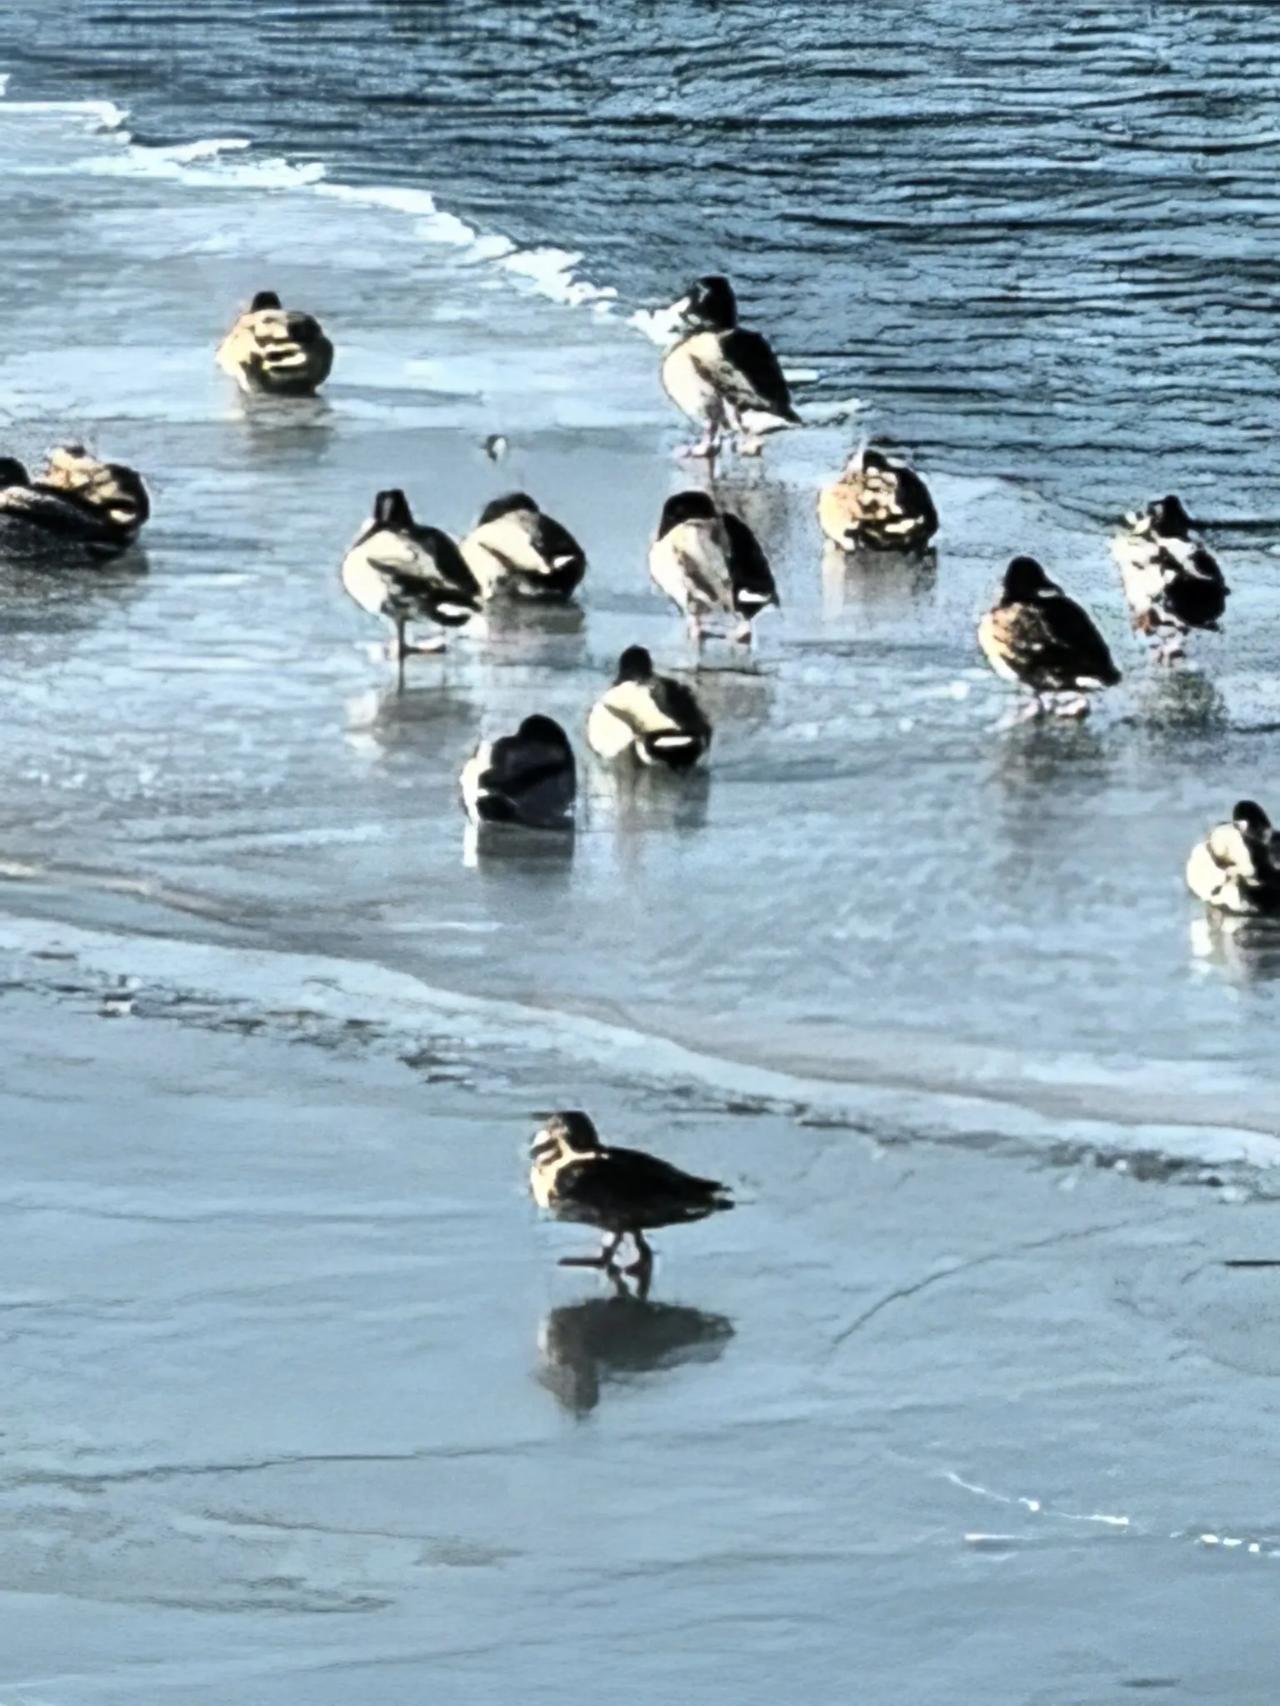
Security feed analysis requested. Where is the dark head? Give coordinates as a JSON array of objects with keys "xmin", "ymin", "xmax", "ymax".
[
  {"xmin": 657, "ymin": 490, "xmax": 717, "ymax": 539},
  {"xmin": 861, "ymin": 447, "xmax": 892, "ymax": 473},
  {"xmin": 517, "ymin": 714, "xmax": 571, "ymax": 752},
  {"xmin": 680, "ymin": 275, "xmax": 737, "ymax": 332},
  {"xmin": 1002, "ymin": 555, "xmax": 1055, "ymax": 602},
  {"xmin": 477, "ymin": 491, "xmax": 538, "ymax": 526},
  {"xmin": 615, "ymin": 645, "xmax": 654, "ymax": 684},
  {"xmin": 1233, "ymin": 800, "xmax": 1272, "ymax": 835},
  {"xmin": 0, "ymin": 457, "xmax": 30, "ymax": 489},
  {"xmin": 1150, "ymin": 494, "xmax": 1192, "ymax": 538},
  {"xmin": 373, "ymin": 488, "xmax": 413, "ymax": 529},
  {"xmin": 534, "ymin": 1111, "xmax": 602, "ymax": 1157},
  {"xmin": 250, "ymin": 290, "xmax": 282, "ymax": 312}
]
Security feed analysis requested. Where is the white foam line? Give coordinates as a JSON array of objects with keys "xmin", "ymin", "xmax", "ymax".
[
  {"xmin": 946, "ymin": 1474, "xmax": 1129, "ymax": 1529},
  {"xmin": 0, "ymin": 96, "xmax": 128, "ymax": 132}
]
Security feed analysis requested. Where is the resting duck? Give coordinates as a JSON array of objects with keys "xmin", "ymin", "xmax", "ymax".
[
  {"xmin": 978, "ymin": 556, "xmax": 1121, "ymax": 718},
  {"xmin": 1186, "ymin": 800, "xmax": 1280, "ymax": 917},
  {"xmin": 0, "ymin": 457, "xmax": 136, "ymax": 558},
  {"xmin": 459, "ymin": 715, "xmax": 576, "ymax": 831},
  {"xmin": 660, "ymin": 274, "xmax": 799, "ymax": 458},
  {"xmin": 459, "ymin": 492, "xmax": 586, "ymax": 602},
  {"xmin": 819, "ymin": 447, "xmax": 938, "ymax": 552},
  {"xmin": 341, "ymin": 489, "xmax": 482, "ymax": 675},
  {"xmin": 650, "ymin": 491, "xmax": 778, "ymax": 647},
  {"xmin": 587, "ymin": 645, "xmax": 712, "ymax": 769},
  {"xmin": 1111, "ymin": 495, "xmax": 1228, "ymax": 662},
  {"xmin": 216, "ymin": 290, "xmax": 334, "ymax": 395},
  {"xmin": 529, "ymin": 1110, "xmax": 733, "ymax": 1277},
  {"xmin": 37, "ymin": 445, "xmax": 150, "ymax": 541}
]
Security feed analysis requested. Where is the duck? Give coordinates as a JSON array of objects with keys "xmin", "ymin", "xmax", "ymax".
[
  {"xmin": 0, "ymin": 457, "xmax": 137, "ymax": 558},
  {"xmin": 660, "ymin": 274, "xmax": 799, "ymax": 459},
  {"xmin": 36, "ymin": 445, "xmax": 150, "ymax": 541},
  {"xmin": 586, "ymin": 645, "xmax": 713, "ymax": 769},
  {"xmin": 1186, "ymin": 800, "xmax": 1280, "ymax": 917},
  {"xmin": 459, "ymin": 715, "xmax": 576, "ymax": 830},
  {"xmin": 528, "ymin": 1110, "xmax": 733, "ymax": 1277},
  {"xmin": 216, "ymin": 290, "xmax": 334, "ymax": 395},
  {"xmin": 459, "ymin": 492, "xmax": 586, "ymax": 603},
  {"xmin": 819, "ymin": 446, "xmax": 938, "ymax": 552},
  {"xmin": 1111, "ymin": 495, "xmax": 1228, "ymax": 663},
  {"xmin": 649, "ymin": 490, "xmax": 778, "ymax": 647},
  {"xmin": 341, "ymin": 489, "xmax": 482, "ymax": 677},
  {"xmin": 978, "ymin": 556, "xmax": 1121, "ymax": 718}
]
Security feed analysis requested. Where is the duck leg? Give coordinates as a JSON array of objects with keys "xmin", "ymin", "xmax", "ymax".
[
  {"xmin": 623, "ymin": 1230, "xmax": 655, "ymax": 1279},
  {"xmin": 1054, "ymin": 692, "xmax": 1091, "ymax": 719},
  {"xmin": 559, "ymin": 1232, "xmax": 623, "ymax": 1271}
]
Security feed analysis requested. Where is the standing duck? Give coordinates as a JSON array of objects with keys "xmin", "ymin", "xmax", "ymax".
[
  {"xmin": 1186, "ymin": 801, "xmax": 1280, "ymax": 917},
  {"xmin": 341, "ymin": 489, "xmax": 482, "ymax": 677},
  {"xmin": 459, "ymin": 492, "xmax": 586, "ymax": 602},
  {"xmin": 37, "ymin": 445, "xmax": 150, "ymax": 542},
  {"xmin": 0, "ymin": 457, "xmax": 136, "ymax": 559},
  {"xmin": 216, "ymin": 290, "xmax": 334, "ymax": 396},
  {"xmin": 587, "ymin": 645, "xmax": 713, "ymax": 769},
  {"xmin": 649, "ymin": 491, "xmax": 778, "ymax": 647},
  {"xmin": 459, "ymin": 715, "xmax": 576, "ymax": 830},
  {"xmin": 1111, "ymin": 495, "xmax": 1228, "ymax": 662},
  {"xmin": 529, "ymin": 1110, "xmax": 733, "ymax": 1277},
  {"xmin": 978, "ymin": 556, "xmax": 1121, "ymax": 718},
  {"xmin": 819, "ymin": 447, "xmax": 938, "ymax": 552},
  {"xmin": 660, "ymin": 275, "xmax": 799, "ymax": 459}
]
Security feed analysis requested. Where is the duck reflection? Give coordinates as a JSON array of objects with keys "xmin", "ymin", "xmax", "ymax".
[
  {"xmin": 537, "ymin": 1274, "xmax": 735, "ymax": 1417},
  {"xmin": 1189, "ymin": 911, "xmax": 1280, "ymax": 984},
  {"xmin": 0, "ymin": 553, "xmax": 150, "ymax": 666},
  {"xmin": 821, "ymin": 540, "xmax": 938, "ymax": 620},
  {"xmin": 1135, "ymin": 665, "xmax": 1227, "ymax": 737},
  {"xmin": 598, "ymin": 761, "xmax": 711, "ymax": 839},
  {"xmin": 345, "ymin": 680, "xmax": 477, "ymax": 759}
]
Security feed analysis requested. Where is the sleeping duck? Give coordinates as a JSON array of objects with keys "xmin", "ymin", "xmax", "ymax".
[
  {"xmin": 978, "ymin": 556, "xmax": 1121, "ymax": 718},
  {"xmin": 1186, "ymin": 800, "xmax": 1280, "ymax": 917},
  {"xmin": 341, "ymin": 489, "xmax": 482, "ymax": 676},
  {"xmin": 0, "ymin": 457, "xmax": 137, "ymax": 558},
  {"xmin": 587, "ymin": 645, "xmax": 712, "ymax": 769},
  {"xmin": 216, "ymin": 290, "xmax": 334, "ymax": 396},
  {"xmin": 459, "ymin": 715, "xmax": 576, "ymax": 831},
  {"xmin": 459, "ymin": 492, "xmax": 586, "ymax": 602},
  {"xmin": 660, "ymin": 274, "xmax": 799, "ymax": 459},
  {"xmin": 1111, "ymin": 495, "xmax": 1227, "ymax": 662},
  {"xmin": 37, "ymin": 445, "xmax": 150, "ymax": 541},
  {"xmin": 650, "ymin": 490, "xmax": 778, "ymax": 647},
  {"xmin": 529, "ymin": 1110, "xmax": 733, "ymax": 1277},
  {"xmin": 819, "ymin": 447, "xmax": 938, "ymax": 552}
]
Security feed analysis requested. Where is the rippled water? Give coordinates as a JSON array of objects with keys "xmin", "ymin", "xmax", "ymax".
[{"xmin": 3, "ymin": 9, "xmax": 1280, "ymax": 1701}]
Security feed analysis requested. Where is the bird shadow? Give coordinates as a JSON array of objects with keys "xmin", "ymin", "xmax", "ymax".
[{"xmin": 536, "ymin": 1274, "xmax": 735, "ymax": 1417}]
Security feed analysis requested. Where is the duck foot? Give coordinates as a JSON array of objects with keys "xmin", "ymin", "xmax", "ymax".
[
  {"xmin": 733, "ymin": 618, "xmax": 754, "ymax": 648},
  {"xmin": 559, "ymin": 1233, "xmax": 622, "ymax": 1271},
  {"xmin": 1053, "ymin": 693, "xmax": 1090, "ymax": 719},
  {"xmin": 738, "ymin": 435, "xmax": 764, "ymax": 457},
  {"xmin": 676, "ymin": 437, "xmax": 717, "ymax": 461}
]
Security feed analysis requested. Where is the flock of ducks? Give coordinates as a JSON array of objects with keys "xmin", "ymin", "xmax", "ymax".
[{"xmin": 0, "ymin": 272, "xmax": 1273, "ymax": 1280}]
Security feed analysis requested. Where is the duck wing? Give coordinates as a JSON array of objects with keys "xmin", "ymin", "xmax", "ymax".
[
  {"xmin": 481, "ymin": 732, "xmax": 575, "ymax": 827},
  {"xmin": 647, "ymin": 675, "xmax": 712, "ymax": 738},
  {"xmin": 558, "ymin": 1147, "xmax": 731, "ymax": 1227},
  {"xmin": 717, "ymin": 329, "xmax": 799, "ymax": 421},
  {"xmin": 0, "ymin": 486, "xmax": 128, "ymax": 552},
  {"xmin": 531, "ymin": 511, "xmax": 586, "ymax": 574},
  {"xmin": 722, "ymin": 513, "xmax": 779, "ymax": 614},
  {"xmin": 1033, "ymin": 593, "xmax": 1121, "ymax": 687}
]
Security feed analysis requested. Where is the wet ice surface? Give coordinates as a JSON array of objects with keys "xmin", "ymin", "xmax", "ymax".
[{"xmin": 3, "ymin": 74, "xmax": 1280, "ymax": 1706}]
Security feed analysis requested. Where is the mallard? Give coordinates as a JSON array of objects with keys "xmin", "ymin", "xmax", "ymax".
[
  {"xmin": 649, "ymin": 490, "xmax": 778, "ymax": 647},
  {"xmin": 37, "ymin": 445, "xmax": 150, "ymax": 540},
  {"xmin": 459, "ymin": 492, "xmax": 586, "ymax": 602},
  {"xmin": 341, "ymin": 489, "xmax": 482, "ymax": 678},
  {"xmin": 818, "ymin": 447, "xmax": 938, "ymax": 552},
  {"xmin": 1186, "ymin": 801, "xmax": 1280, "ymax": 917},
  {"xmin": 660, "ymin": 275, "xmax": 799, "ymax": 459},
  {"xmin": 978, "ymin": 556, "xmax": 1121, "ymax": 718},
  {"xmin": 0, "ymin": 457, "xmax": 135, "ymax": 558},
  {"xmin": 459, "ymin": 715, "xmax": 576, "ymax": 830},
  {"xmin": 1111, "ymin": 495, "xmax": 1227, "ymax": 662},
  {"xmin": 216, "ymin": 290, "xmax": 334, "ymax": 396},
  {"xmin": 587, "ymin": 645, "xmax": 712, "ymax": 769},
  {"xmin": 529, "ymin": 1110, "xmax": 733, "ymax": 1276}
]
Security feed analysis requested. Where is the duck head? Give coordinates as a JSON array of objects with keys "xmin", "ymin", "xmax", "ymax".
[
  {"xmin": 477, "ymin": 491, "xmax": 539, "ymax": 526},
  {"xmin": 373, "ymin": 488, "xmax": 413, "ymax": 530},
  {"xmin": 657, "ymin": 490, "xmax": 717, "ymax": 539},
  {"xmin": 0, "ymin": 457, "xmax": 30, "ymax": 489},
  {"xmin": 516, "ymin": 714, "xmax": 573, "ymax": 754},
  {"xmin": 531, "ymin": 1110, "xmax": 602, "ymax": 1162},
  {"xmin": 671, "ymin": 275, "xmax": 738, "ymax": 333},
  {"xmin": 1002, "ymin": 555, "xmax": 1056, "ymax": 602},
  {"xmin": 615, "ymin": 645, "xmax": 655, "ymax": 684},
  {"xmin": 1233, "ymin": 800, "xmax": 1272, "ymax": 837},
  {"xmin": 250, "ymin": 290, "xmax": 283, "ymax": 312}
]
